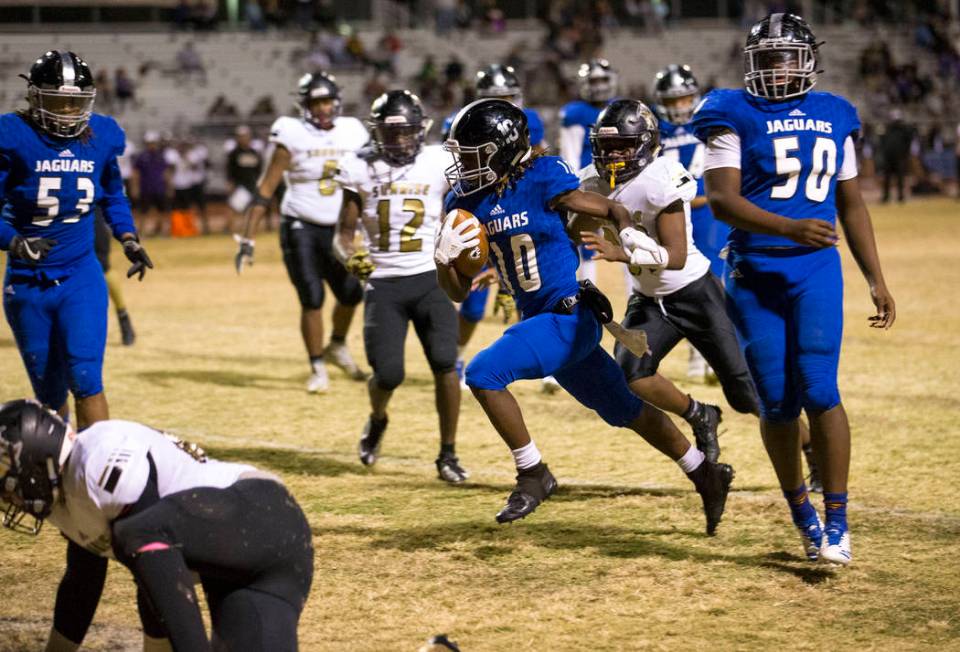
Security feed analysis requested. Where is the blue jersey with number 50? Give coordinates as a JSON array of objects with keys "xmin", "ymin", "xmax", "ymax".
[
  {"xmin": 444, "ymin": 156, "xmax": 581, "ymax": 318},
  {"xmin": 0, "ymin": 112, "xmax": 135, "ymax": 273},
  {"xmin": 690, "ymin": 88, "xmax": 859, "ymax": 250}
]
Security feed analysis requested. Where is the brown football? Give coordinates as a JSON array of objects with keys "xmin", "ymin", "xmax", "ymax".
[{"xmin": 448, "ymin": 208, "xmax": 488, "ymax": 278}]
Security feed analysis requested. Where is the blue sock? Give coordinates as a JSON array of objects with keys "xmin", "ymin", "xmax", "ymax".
[
  {"xmin": 824, "ymin": 492, "xmax": 848, "ymax": 531},
  {"xmin": 783, "ymin": 484, "xmax": 818, "ymax": 527}
]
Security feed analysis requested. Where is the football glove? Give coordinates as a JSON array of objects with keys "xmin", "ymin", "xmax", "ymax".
[
  {"xmin": 493, "ymin": 290, "xmax": 516, "ymax": 323},
  {"xmin": 8, "ymin": 235, "xmax": 57, "ymax": 264},
  {"xmin": 345, "ymin": 249, "xmax": 375, "ymax": 281},
  {"xmin": 121, "ymin": 236, "xmax": 154, "ymax": 281},
  {"xmin": 233, "ymin": 234, "xmax": 255, "ymax": 274},
  {"xmin": 434, "ymin": 217, "xmax": 480, "ymax": 266},
  {"xmin": 619, "ymin": 227, "xmax": 668, "ymax": 270}
]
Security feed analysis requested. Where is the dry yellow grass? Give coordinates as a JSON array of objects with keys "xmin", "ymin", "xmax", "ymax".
[{"xmin": 0, "ymin": 198, "xmax": 958, "ymax": 651}]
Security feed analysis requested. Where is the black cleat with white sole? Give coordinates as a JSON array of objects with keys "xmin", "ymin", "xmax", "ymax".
[
  {"xmin": 495, "ymin": 462, "xmax": 557, "ymax": 524},
  {"xmin": 696, "ymin": 460, "xmax": 735, "ymax": 536},
  {"xmin": 436, "ymin": 452, "xmax": 470, "ymax": 484},
  {"xmin": 690, "ymin": 403, "xmax": 722, "ymax": 463},
  {"xmin": 358, "ymin": 415, "xmax": 388, "ymax": 466}
]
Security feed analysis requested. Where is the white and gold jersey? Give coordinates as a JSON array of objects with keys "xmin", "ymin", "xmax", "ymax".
[
  {"xmin": 269, "ymin": 115, "xmax": 368, "ymax": 225},
  {"xmin": 48, "ymin": 420, "xmax": 254, "ymax": 558},
  {"xmin": 337, "ymin": 145, "xmax": 448, "ymax": 279},
  {"xmin": 580, "ymin": 156, "xmax": 709, "ymax": 297}
]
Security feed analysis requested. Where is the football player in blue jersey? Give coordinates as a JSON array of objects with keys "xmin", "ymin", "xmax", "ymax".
[
  {"xmin": 443, "ymin": 64, "xmax": 543, "ymax": 389},
  {"xmin": 436, "ymin": 99, "xmax": 734, "ymax": 532},
  {"xmin": 692, "ymin": 14, "xmax": 896, "ymax": 564},
  {"xmin": 0, "ymin": 51, "xmax": 151, "ymax": 430}
]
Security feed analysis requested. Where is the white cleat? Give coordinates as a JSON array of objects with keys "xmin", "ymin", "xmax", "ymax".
[
  {"xmin": 323, "ymin": 342, "xmax": 367, "ymax": 380},
  {"xmin": 820, "ymin": 526, "xmax": 852, "ymax": 565},
  {"xmin": 306, "ymin": 367, "xmax": 329, "ymax": 393},
  {"xmin": 541, "ymin": 376, "xmax": 561, "ymax": 394},
  {"xmin": 797, "ymin": 514, "xmax": 825, "ymax": 562}
]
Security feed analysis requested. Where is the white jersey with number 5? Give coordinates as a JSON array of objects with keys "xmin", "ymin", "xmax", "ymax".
[
  {"xmin": 579, "ymin": 156, "xmax": 709, "ymax": 297},
  {"xmin": 337, "ymin": 145, "xmax": 448, "ymax": 278},
  {"xmin": 48, "ymin": 420, "xmax": 255, "ymax": 558},
  {"xmin": 269, "ymin": 115, "xmax": 368, "ymax": 225}
]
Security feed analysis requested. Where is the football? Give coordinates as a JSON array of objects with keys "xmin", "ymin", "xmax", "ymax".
[{"xmin": 448, "ymin": 208, "xmax": 488, "ymax": 278}]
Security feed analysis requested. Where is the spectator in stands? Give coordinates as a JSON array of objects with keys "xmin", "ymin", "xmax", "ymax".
[
  {"xmin": 249, "ymin": 95, "xmax": 277, "ymax": 119},
  {"xmin": 176, "ymin": 41, "xmax": 207, "ymax": 84},
  {"xmin": 207, "ymin": 94, "xmax": 239, "ymax": 119},
  {"xmin": 114, "ymin": 67, "xmax": 135, "ymax": 113},
  {"xmin": 191, "ymin": 0, "xmax": 219, "ymax": 30},
  {"xmin": 94, "ymin": 70, "xmax": 113, "ymax": 112},
  {"xmin": 131, "ymin": 131, "xmax": 174, "ymax": 237},
  {"xmin": 880, "ymin": 110, "xmax": 916, "ymax": 203},
  {"xmin": 479, "ymin": 0, "xmax": 506, "ymax": 34},
  {"xmin": 374, "ymin": 29, "xmax": 403, "ymax": 76},
  {"xmin": 416, "ymin": 55, "xmax": 439, "ymax": 103},
  {"xmin": 363, "ymin": 71, "xmax": 389, "ymax": 105},
  {"xmin": 246, "ymin": 0, "xmax": 266, "ymax": 31},
  {"xmin": 226, "ymin": 125, "xmax": 264, "ymax": 234},
  {"xmin": 344, "ymin": 28, "xmax": 368, "ymax": 66}
]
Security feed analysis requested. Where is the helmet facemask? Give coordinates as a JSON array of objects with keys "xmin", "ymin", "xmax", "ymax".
[
  {"xmin": 302, "ymin": 96, "xmax": 341, "ymax": 130},
  {"xmin": 443, "ymin": 140, "xmax": 502, "ymax": 197},
  {"xmin": 28, "ymin": 85, "xmax": 95, "ymax": 138},
  {"xmin": 744, "ymin": 42, "xmax": 817, "ymax": 100},
  {"xmin": 370, "ymin": 118, "xmax": 432, "ymax": 166}
]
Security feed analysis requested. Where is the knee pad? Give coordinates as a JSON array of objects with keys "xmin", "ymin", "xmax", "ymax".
[
  {"xmin": 594, "ymin": 396, "xmax": 644, "ymax": 428},
  {"xmin": 722, "ymin": 384, "xmax": 760, "ymax": 415},
  {"xmin": 802, "ymin": 384, "xmax": 841, "ymax": 415},
  {"xmin": 373, "ymin": 366, "xmax": 405, "ymax": 392},
  {"xmin": 336, "ymin": 278, "xmax": 363, "ymax": 307},
  {"xmin": 68, "ymin": 360, "xmax": 104, "ymax": 399},
  {"xmin": 464, "ymin": 350, "xmax": 506, "ymax": 390},
  {"xmin": 428, "ymin": 357, "xmax": 457, "ymax": 376}
]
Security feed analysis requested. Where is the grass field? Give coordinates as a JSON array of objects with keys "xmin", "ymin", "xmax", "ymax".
[{"xmin": 1, "ymin": 198, "xmax": 959, "ymax": 651}]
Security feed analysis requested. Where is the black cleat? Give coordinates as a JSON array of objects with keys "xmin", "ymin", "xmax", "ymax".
[
  {"xmin": 802, "ymin": 443, "xmax": 823, "ymax": 493},
  {"xmin": 436, "ymin": 451, "xmax": 470, "ymax": 484},
  {"xmin": 495, "ymin": 462, "xmax": 557, "ymax": 524},
  {"xmin": 697, "ymin": 461, "xmax": 735, "ymax": 536},
  {"xmin": 118, "ymin": 309, "xmax": 135, "ymax": 346},
  {"xmin": 358, "ymin": 415, "xmax": 388, "ymax": 466},
  {"xmin": 690, "ymin": 403, "xmax": 722, "ymax": 463}
]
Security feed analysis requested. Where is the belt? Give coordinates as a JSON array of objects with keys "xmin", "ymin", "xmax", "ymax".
[{"xmin": 551, "ymin": 293, "xmax": 580, "ymax": 315}]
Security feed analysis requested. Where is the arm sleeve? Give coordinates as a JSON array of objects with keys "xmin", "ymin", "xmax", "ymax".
[
  {"xmin": 837, "ymin": 135, "xmax": 858, "ymax": 181},
  {"xmin": 51, "ymin": 540, "xmax": 108, "ymax": 645},
  {"xmin": 559, "ymin": 125, "xmax": 585, "ymax": 172},
  {"xmin": 703, "ymin": 131, "xmax": 742, "ymax": 171}
]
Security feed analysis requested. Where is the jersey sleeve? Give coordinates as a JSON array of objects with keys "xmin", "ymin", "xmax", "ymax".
[
  {"xmin": 335, "ymin": 153, "xmax": 367, "ymax": 194},
  {"xmin": 690, "ymin": 90, "xmax": 741, "ymax": 142},
  {"xmin": 268, "ymin": 116, "xmax": 298, "ymax": 151},
  {"xmin": 646, "ymin": 159, "xmax": 697, "ymax": 211},
  {"xmin": 0, "ymin": 115, "xmax": 22, "ymax": 249},
  {"xmin": 80, "ymin": 430, "xmax": 152, "ymax": 522},
  {"xmin": 538, "ymin": 156, "xmax": 581, "ymax": 208},
  {"xmin": 97, "ymin": 117, "xmax": 136, "ymax": 238}
]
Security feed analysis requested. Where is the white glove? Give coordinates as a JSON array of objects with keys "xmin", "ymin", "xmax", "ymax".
[
  {"xmin": 619, "ymin": 227, "xmax": 669, "ymax": 270},
  {"xmin": 434, "ymin": 217, "xmax": 481, "ymax": 266}
]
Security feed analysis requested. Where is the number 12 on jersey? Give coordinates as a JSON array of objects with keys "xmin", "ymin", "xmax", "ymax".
[{"xmin": 490, "ymin": 233, "xmax": 541, "ymax": 293}]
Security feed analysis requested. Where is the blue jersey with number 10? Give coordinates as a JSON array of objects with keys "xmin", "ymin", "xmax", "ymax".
[
  {"xmin": 444, "ymin": 156, "xmax": 581, "ymax": 318},
  {"xmin": 691, "ymin": 88, "xmax": 859, "ymax": 250}
]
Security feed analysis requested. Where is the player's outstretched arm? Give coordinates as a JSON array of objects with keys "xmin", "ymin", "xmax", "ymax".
[
  {"xmin": 235, "ymin": 145, "xmax": 291, "ymax": 273},
  {"xmin": 334, "ymin": 189, "xmax": 374, "ymax": 280},
  {"xmin": 836, "ymin": 177, "xmax": 896, "ymax": 329},
  {"xmin": 45, "ymin": 541, "xmax": 108, "ymax": 652},
  {"xmin": 705, "ymin": 167, "xmax": 838, "ymax": 248},
  {"xmin": 552, "ymin": 189, "xmax": 632, "ymax": 232}
]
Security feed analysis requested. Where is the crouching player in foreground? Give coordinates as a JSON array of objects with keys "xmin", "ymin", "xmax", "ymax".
[
  {"xmin": 335, "ymin": 90, "xmax": 468, "ymax": 483},
  {"xmin": 0, "ymin": 400, "xmax": 313, "ymax": 651},
  {"xmin": 435, "ymin": 99, "xmax": 734, "ymax": 533},
  {"xmin": 576, "ymin": 99, "xmax": 758, "ymax": 464},
  {"xmin": 692, "ymin": 13, "xmax": 896, "ymax": 563}
]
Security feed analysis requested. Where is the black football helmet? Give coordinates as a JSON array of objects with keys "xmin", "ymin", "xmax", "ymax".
[
  {"xmin": 578, "ymin": 58, "xmax": 618, "ymax": 104},
  {"xmin": 475, "ymin": 64, "xmax": 523, "ymax": 106},
  {"xmin": 443, "ymin": 99, "xmax": 530, "ymax": 197},
  {"xmin": 298, "ymin": 71, "xmax": 341, "ymax": 129},
  {"xmin": 744, "ymin": 13, "xmax": 820, "ymax": 100},
  {"xmin": 654, "ymin": 64, "xmax": 701, "ymax": 125},
  {"xmin": 367, "ymin": 90, "xmax": 432, "ymax": 166},
  {"xmin": 590, "ymin": 99, "xmax": 660, "ymax": 189},
  {"xmin": 0, "ymin": 400, "xmax": 69, "ymax": 535},
  {"xmin": 22, "ymin": 50, "xmax": 96, "ymax": 138}
]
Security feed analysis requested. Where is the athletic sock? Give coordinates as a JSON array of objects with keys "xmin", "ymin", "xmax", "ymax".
[
  {"xmin": 330, "ymin": 335, "xmax": 346, "ymax": 346},
  {"xmin": 681, "ymin": 396, "xmax": 703, "ymax": 424},
  {"xmin": 511, "ymin": 441, "xmax": 542, "ymax": 470},
  {"xmin": 440, "ymin": 443, "xmax": 455, "ymax": 456},
  {"xmin": 823, "ymin": 491, "xmax": 848, "ymax": 531},
  {"xmin": 309, "ymin": 355, "xmax": 324, "ymax": 374},
  {"xmin": 783, "ymin": 484, "xmax": 819, "ymax": 527},
  {"xmin": 679, "ymin": 445, "xmax": 707, "ymax": 489}
]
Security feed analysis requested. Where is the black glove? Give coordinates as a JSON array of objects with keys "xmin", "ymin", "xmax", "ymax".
[
  {"xmin": 122, "ymin": 236, "xmax": 154, "ymax": 281},
  {"xmin": 233, "ymin": 234, "xmax": 255, "ymax": 274},
  {"xmin": 9, "ymin": 235, "xmax": 57, "ymax": 264},
  {"xmin": 577, "ymin": 279, "xmax": 613, "ymax": 324}
]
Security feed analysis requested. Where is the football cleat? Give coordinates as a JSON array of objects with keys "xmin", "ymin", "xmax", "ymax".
[
  {"xmin": 306, "ymin": 367, "xmax": 329, "ymax": 393},
  {"xmin": 436, "ymin": 451, "xmax": 470, "ymax": 484},
  {"xmin": 820, "ymin": 525, "xmax": 852, "ymax": 565},
  {"xmin": 455, "ymin": 358, "xmax": 468, "ymax": 390},
  {"xmin": 323, "ymin": 341, "xmax": 368, "ymax": 381},
  {"xmin": 797, "ymin": 513, "xmax": 825, "ymax": 561},
  {"xmin": 541, "ymin": 376, "xmax": 561, "ymax": 394},
  {"xmin": 495, "ymin": 462, "xmax": 557, "ymax": 523},
  {"xmin": 697, "ymin": 461, "xmax": 734, "ymax": 536},
  {"xmin": 117, "ymin": 309, "xmax": 135, "ymax": 346},
  {"xmin": 358, "ymin": 415, "xmax": 388, "ymax": 466},
  {"xmin": 691, "ymin": 403, "xmax": 722, "ymax": 464}
]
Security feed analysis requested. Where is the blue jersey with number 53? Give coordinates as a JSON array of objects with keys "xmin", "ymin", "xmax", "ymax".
[
  {"xmin": 444, "ymin": 156, "xmax": 581, "ymax": 318},
  {"xmin": 0, "ymin": 112, "xmax": 135, "ymax": 273},
  {"xmin": 690, "ymin": 88, "xmax": 859, "ymax": 250}
]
